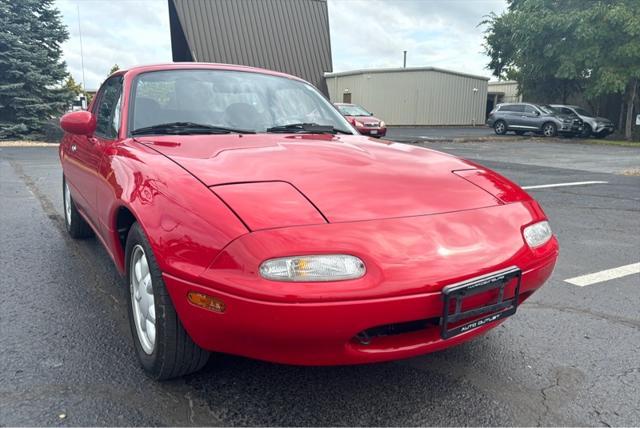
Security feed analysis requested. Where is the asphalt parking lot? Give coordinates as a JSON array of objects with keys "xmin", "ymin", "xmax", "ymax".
[{"xmin": 1, "ymin": 140, "xmax": 639, "ymax": 426}]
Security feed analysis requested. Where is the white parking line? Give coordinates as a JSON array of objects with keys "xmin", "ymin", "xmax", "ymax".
[
  {"xmin": 564, "ymin": 263, "xmax": 640, "ymax": 287},
  {"xmin": 522, "ymin": 181, "xmax": 608, "ymax": 190}
]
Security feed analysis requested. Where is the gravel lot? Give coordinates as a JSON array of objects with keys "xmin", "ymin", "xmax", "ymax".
[{"xmin": 1, "ymin": 141, "xmax": 639, "ymax": 426}]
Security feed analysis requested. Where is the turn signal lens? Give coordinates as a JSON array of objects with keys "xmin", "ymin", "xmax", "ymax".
[
  {"xmin": 523, "ymin": 221, "xmax": 552, "ymax": 248},
  {"xmin": 379, "ymin": 121, "xmax": 386, "ymax": 128},
  {"xmin": 259, "ymin": 255, "xmax": 366, "ymax": 282},
  {"xmin": 187, "ymin": 292, "xmax": 226, "ymax": 313}
]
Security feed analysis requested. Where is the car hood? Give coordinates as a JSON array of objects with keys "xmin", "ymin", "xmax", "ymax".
[
  {"xmin": 594, "ymin": 116, "xmax": 612, "ymax": 123},
  {"xmin": 135, "ymin": 134, "xmax": 502, "ymax": 223},
  {"xmin": 344, "ymin": 115, "xmax": 383, "ymax": 125}
]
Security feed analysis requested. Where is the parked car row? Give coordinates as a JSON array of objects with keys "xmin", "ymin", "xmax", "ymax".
[
  {"xmin": 486, "ymin": 102, "xmax": 614, "ymax": 138},
  {"xmin": 335, "ymin": 101, "xmax": 614, "ymax": 140}
]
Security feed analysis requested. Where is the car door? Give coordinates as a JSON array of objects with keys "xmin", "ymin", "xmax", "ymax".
[
  {"xmin": 503, "ymin": 104, "xmax": 525, "ymax": 128},
  {"xmin": 65, "ymin": 76, "xmax": 123, "ymax": 225},
  {"xmin": 519, "ymin": 105, "xmax": 542, "ymax": 130}
]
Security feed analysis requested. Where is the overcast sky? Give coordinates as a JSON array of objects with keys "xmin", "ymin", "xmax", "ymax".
[{"xmin": 55, "ymin": 0, "xmax": 507, "ymax": 90}]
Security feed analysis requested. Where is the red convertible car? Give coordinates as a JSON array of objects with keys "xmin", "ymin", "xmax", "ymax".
[{"xmin": 59, "ymin": 63, "xmax": 558, "ymax": 380}]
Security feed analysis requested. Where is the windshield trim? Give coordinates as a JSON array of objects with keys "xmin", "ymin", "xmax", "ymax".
[{"xmin": 126, "ymin": 68, "xmax": 357, "ymax": 138}]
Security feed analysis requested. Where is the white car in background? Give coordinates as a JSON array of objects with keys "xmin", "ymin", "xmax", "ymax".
[{"xmin": 551, "ymin": 105, "xmax": 615, "ymax": 139}]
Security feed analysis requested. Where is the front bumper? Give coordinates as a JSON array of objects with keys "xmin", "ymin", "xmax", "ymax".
[
  {"xmin": 164, "ymin": 202, "xmax": 559, "ymax": 365},
  {"xmin": 594, "ymin": 124, "xmax": 614, "ymax": 135},
  {"xmin": 357, "ymin": 126, "xmax": 387, "ymax": 137}
]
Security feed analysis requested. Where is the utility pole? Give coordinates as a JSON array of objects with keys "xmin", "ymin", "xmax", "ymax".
[
  {"xmin": 403, "ymin": 50, "xmax": 407, "ymax": 68},
  {"xmin": 77, "ymin": 3, "xmax": 86, "ymax": 92}
]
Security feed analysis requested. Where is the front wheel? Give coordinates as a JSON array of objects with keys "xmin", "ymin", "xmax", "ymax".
[
  {"xmin": 494, "ymin": 120, "xmax": 507, "ymax": 135},
  {"xmin": 125, "ymin": 222, "xmax": 209, "ymax": 380},
  {"xmin": 542, "ymin": 122, "xmax": 557, "ymax": 137},
  {"xmin": 580, "ymin": 124, "xmax": 592, "ymax": 138}
]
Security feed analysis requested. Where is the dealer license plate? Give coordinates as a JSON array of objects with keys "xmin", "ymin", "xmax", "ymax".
[{"xmin": 440, "ymin": 266, "xmax": 521, "ymax": 339}]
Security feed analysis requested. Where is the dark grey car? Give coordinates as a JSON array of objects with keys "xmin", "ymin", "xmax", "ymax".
[{"xmin": 486, "ymin": 103, "xmax": 583, "ymax": 137}]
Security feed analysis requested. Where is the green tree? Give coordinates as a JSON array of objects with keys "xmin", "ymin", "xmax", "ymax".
[
  {"xmin": 483, "ymin": 0, "xmax": 640, "ymax": 140},
  {"xmin": 108, "ymin": 64, "xmax": 120, "ymax": 76},
  {"xmin": 64, "ymin": 75, "xmax": 83, "ymax": 97},
  {"xmin": 0, "ymin": 0, "xmax": 72, "ymax": 139}
]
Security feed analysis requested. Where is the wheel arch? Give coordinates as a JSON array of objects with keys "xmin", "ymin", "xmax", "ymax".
[{"xmin": 114, "ymin": 205, "xmax": 138, "ymax": 271}]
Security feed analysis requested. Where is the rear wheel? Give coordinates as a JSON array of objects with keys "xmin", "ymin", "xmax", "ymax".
[
  {"xmin": 125, "ymin": 222, "xmax": 209, "ymax": 380},
  {"xmin": 542, "ymin": 122, "xmax": 557, "ymax": 137},
  {"xmin": 494, "ymin": 120, "xmax": 507, "ymax": 135},
  {"xmin": 62, "ymin": 176, "xmax": 93, "ymax": 239}
]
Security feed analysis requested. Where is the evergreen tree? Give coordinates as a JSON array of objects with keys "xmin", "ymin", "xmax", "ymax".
[{"xmin": 0, "ymin": 0, "xmax": 72, "ymax": 139}]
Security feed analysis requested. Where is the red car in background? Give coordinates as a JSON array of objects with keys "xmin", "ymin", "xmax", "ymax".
[
  {"xmin": 335, "ymin": 102, "xmax": 387, "ymax": 137},
  {"xmin": 58, "ymin": 63, "xmax": 558, "ymax": 380}
]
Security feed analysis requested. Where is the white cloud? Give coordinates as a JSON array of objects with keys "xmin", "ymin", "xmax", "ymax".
[
  {"xmin": 56, "ymin": 0, "xmax": 171, "ymax": 90},
  {"xmin": 55, "ymin": 0, "xmax": 506, "ymax": 90}
]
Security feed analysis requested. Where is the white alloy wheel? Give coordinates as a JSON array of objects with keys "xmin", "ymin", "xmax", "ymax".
[
  {"xmin": 130, "ymin": 245, "xmax": 156, "ymax": 355},
  {"xmin": 64, "ymin": 181, "xmax": 72, "ymax": 227}
]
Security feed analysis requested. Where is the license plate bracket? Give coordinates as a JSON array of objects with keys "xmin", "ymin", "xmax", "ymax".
[{"xmin": 440, "ymin": 266, "xmax": 521, "ymax": 339}]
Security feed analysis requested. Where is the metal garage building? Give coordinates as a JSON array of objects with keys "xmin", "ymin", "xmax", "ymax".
[
  {"xmin": 486, "ymin": 80, "xmax": 522, "ymax": 118},
  {"xmin": 325, "ymin": 67, "xmax": 489, "ymax": 126},
  {"xmin": 168, "ymin": 0, "xmax": 332, "ymax": 94}
]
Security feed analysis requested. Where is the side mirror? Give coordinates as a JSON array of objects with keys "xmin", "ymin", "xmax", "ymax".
[{"xmin": 60, "ymin": 111, "xmax": 96, "ymax": 136}]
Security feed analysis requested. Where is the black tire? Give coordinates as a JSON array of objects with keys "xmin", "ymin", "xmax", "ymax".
[
  {"xmin": 494, "ymin": 120, "xmax": 507, "ymax": 135},
  {"xmin": 62, "ymin": 176, "xmax": 93, "ymax": 239},
  {"xmin": 125, "ymin": 222, "xmax": 209, "ymax": 380},
  {"xmin": 580, "ymin": 124, "xmax": 592, "ymax": 138},
  {"xmin": 515, "ymin": 130, "xmax": 526, "ymax": 136},
  {"xmin": 542, "ymin": 122, "xmax": 557, "ymax": 137}
]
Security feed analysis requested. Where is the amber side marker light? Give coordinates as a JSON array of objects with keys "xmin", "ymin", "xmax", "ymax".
[{"xmin": 187, "ymin": 292, "xmax": 226, "ymax": 313}]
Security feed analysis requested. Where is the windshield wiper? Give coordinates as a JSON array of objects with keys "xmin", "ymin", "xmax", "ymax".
[
  {"xmin": 131, "ymin": 122, "xmax": 256, "ymax": 136},
  {"xmin": 266, "ymin": 123, "xmax": 352, "ymax": 135}
]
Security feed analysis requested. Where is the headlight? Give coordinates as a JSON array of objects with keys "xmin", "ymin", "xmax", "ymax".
[
  {"xmin": 259, "ymin": 254, "xmax": 366, "ymax": 282},
  {"xmin": 379, "ymin": 121, "xmax": 386, "ymax": 128},
  {"xmin": 354, "ymin": 120, "xmax": 364, "ymax": 127},
  {"xmin": 523, "ymin": 221, "xmax": 552, "ymax": 248}
]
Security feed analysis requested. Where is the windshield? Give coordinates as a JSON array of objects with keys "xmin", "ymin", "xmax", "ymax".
[
  {"xmin": 538, "ymin": 105, "xmax": 558, "ymax": 115},
  {"xmin": 130, "ymin": 69, "xmax": 355, "ymax": 135},
  {"xmin": 336, "ymin": 104, "xmax": 372, "ymax": 116},
  {"xmin": 573, "ymin": 107, "xmax": 592, "ymax": 117}
]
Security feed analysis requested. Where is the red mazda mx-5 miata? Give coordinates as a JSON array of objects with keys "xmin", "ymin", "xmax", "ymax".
[{"xmin": 59, "ymin": 63, "xmax": 558, "ymax": 379}]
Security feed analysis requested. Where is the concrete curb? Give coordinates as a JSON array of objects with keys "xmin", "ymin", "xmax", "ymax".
[{"xmin": 0, "ymin": 141, "xmax": 59, "ymax": 147}]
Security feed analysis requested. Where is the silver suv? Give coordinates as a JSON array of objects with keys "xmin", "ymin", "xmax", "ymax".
[
  {"xmin": 551, "ymin": 105, "xmax": 614, "ymax": 139},
  {"xmin": 486, "ymin": 103, "xmax": 583, "ymax": 137}
]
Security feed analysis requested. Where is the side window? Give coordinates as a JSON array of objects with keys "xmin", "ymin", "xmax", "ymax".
[
  {"xmin": 511, "ymin": 105, "xmax": 525, "ymax": 113},
  {"xmin": 561, "ymin": 108, "xmax": 573, "ymax": 115},
  {"xmin": 524, "ymin": 105, "xmax": 537, "ymax": 114},
  {"xmin": 94, "ymin": 77, "xmax": 123, "ymax": 139}
]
